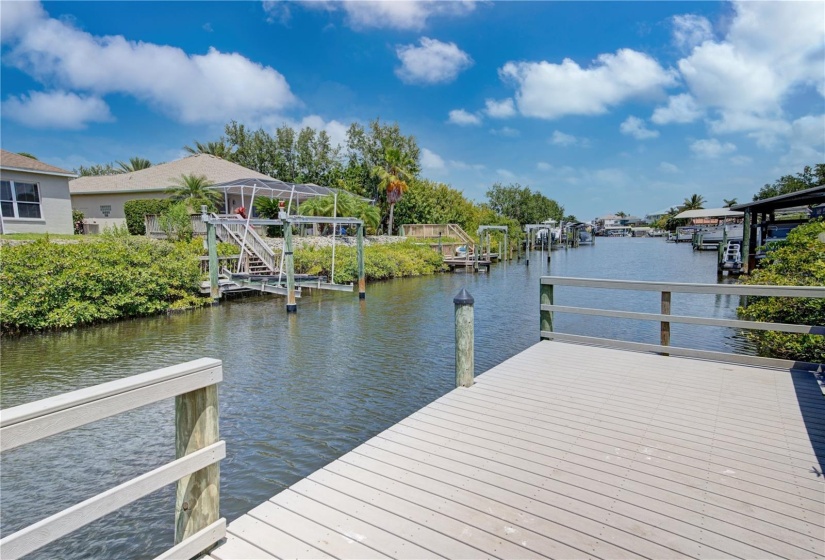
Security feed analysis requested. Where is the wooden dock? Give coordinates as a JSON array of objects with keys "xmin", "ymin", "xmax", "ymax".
[{"xmin": 208, "ymin": 341, "xmax": 825, "ymax": 559}]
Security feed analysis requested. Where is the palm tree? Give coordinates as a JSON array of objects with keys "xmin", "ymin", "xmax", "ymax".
[
  {"xmin": 254, "ymin": 197, "xmax": 282, "ymax": 237},
  {"xmin": 299, "ymin": 193, "xmax": 380, "ymax": 235},
  {"xmin": 615, "ymin": 211, "xmax": 627, "ymax": 218},
  {"xmin": 372, "ymin": 147, "xmax": 414, "ymax": 235},
  {"xmin": 117, "ymin": 157, "xmax": 152, "ymax": 173},
  {"xmin": 723, "ymin": 198, "xmax": 738, "ymax": 208},
  {"xmin": 167, "ymin": 174, "xmax": 219, "ymax": 211},
  {"xmin": 681, "ymin": 194, "xmax": 706, "ymax": 211},
  {"xmin": 184, "ymin": 140, "xmax": 233, "ymax": 159}
]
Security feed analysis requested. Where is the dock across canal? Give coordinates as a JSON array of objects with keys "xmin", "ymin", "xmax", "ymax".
[{"xmin": 208, "ymin": 340, "xmax": 825, "ymax": 559}]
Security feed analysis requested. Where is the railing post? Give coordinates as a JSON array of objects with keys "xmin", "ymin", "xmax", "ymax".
[
  {"xmin": 356, "ymin": 223, "xmax": 366, "ymax": 300},
  {"xmin": 454, "ymin": 289, "xmax": 474, "ymax": 388},
  {"xmin": 175, "ymin": 384, "xmax": 219, "ymax": 545},
  {"xmin": 284, "ymin": 221, "xmax": 297, "ymax": 313},
  {"xmin": 660, "ymin": 291, "xmax": 671, "ymax": 355},
  {"xmin": 540, "ymin": 281, "xmax": 553, "ymax": 338},
  {"xmin": 203, "ymin": 206, "xmax": 220, "ymax": 302}
]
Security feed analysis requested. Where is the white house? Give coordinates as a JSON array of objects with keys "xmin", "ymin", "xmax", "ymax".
[
  {"xmin": 0, "ymin": 150, "xmax": 76, "ymax": 234},
  {"xmin": 69, "ymin": 154, "xmax": 276, "ymax": 231}
]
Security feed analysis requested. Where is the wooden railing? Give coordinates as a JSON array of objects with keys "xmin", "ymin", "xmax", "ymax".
[
  {"xmin": 539, "ymin": 276, "xmax": 825, "ymax": 370},
  {"xmin": 144, "ymin": 215, "xmax": 207, "ymax": 238},
  {"xmin": 213, "ymin": 217, "xmax": 278, "ymax": 273},
  {"xmin": 0, "ymin": 359, "xmax": 225, "ymax": 560}
]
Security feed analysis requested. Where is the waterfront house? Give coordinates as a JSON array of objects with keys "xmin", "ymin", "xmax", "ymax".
[
  {"xmin": 0, "ymin": 150, "xmax": 75, "ymax": 234},
  {"xmin": 69, "ymin": 154, "xmax": 276, "ymax": 232}
]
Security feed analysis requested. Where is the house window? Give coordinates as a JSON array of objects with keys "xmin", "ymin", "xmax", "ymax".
[
  {"xmin": 1, "ymin": 180, "xmax": 41, "ymax": 219},
  {"xmin": 100, "ymin": 205, "xmax": 111, "ymax": 217}
]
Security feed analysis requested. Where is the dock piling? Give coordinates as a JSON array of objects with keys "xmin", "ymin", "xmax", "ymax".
[
  {"xmin": 540, "ymin": 282, "xmax": 553, "ymax": 336},
  {"xmin": 357, "ymin": 224, "xmax": 365, "ymax": 300},
  {"xmin": 454, "ymin": 289, "xmax": 475, "ymax": 388},
  {"xmin": 175, "ymin": 384, "xmax": 220, "ymax": 545},
  {"xmin": 203, "ymin": 206, "xmax": 219, "ymax": 302},
  {"xmin": 284, "ymin": 222, "xmax": 297, "ymax": 313}
]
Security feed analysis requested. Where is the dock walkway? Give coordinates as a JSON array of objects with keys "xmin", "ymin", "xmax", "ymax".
[{"xmin": 208, "ymin": 341, "xmax": 825, "ymax": 559}]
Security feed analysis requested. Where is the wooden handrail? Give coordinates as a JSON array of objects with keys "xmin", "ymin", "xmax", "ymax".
[
  {"xmin": 0, "ymin": 359, "xmax": 225, "ymax": 560},
  {"xmin": 539, "ymin": 276, "xmax": 824, "ymax": 370}
]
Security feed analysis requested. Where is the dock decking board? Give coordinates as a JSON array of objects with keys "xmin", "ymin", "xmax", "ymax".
[{"xmin": 212, "ymin": 341, "xmax": 825, "ymax": 559}]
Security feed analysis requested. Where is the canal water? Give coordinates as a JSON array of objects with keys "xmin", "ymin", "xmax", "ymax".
[{"xmin": 0, "ymin": 238, "xmax": 752, "ymax": 559}]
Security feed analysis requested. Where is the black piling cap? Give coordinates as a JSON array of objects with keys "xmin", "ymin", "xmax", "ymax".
[{"xmin": 453, "ymin": 288, "xmax": 474, "ymax": 306}]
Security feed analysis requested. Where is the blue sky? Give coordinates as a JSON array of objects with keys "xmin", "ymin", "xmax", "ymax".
[{"xmin": 2, "ymin": 1, "xmax": 823, "ymax": 220}]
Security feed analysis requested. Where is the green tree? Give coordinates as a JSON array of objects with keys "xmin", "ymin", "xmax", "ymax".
[
  {"xmin": 184, "ymin": 140, "xmax": 233, "ymax": 159},
  {"xmin": 253, "ymin": 197, "xmax": 282, "ymax": 237},
  {"xmin": 158, "ymin": 202, "xmax": 194, "ymax": 242},
  {"xmin": 372, "ymin": 147, "xmax": 414, "ymax": 235},
  {"xmin": 486, "ymin": 183, "xmax": 564, "ymax": 226},
  {"xmin": 393, "ymin": 179, "xmax": 477, "ymax": 232},
  {"xmin": 117, "ymin": 157, "xmax": 152, "ymax": 173},
  {"xmin": 167, "ymin": 174, "xmax": 219, "ymax": 211},
  {"xmin": 17, "ymin": 152, "xmax": 37, "ymax": 160},
  {"xmin": 563, "ymin": 215, "xmax": 578, "ymax": 223},
  {"xmin": 615, "ymin": 211, "xmax": 627, "ymax": 218},
  {"xmin": 299, "ymin": 193, "xmax": 379, "ymax": 234},
  {"xmin": 681, "ymin": 194, "xmax": 705, "ymax": 210},
  {"xmin": 753, "ymin": 164, "xmax": 825, "ymax": 200},
  {"xmin": 76, "ymin": 163, "xmax": 121, "ymax": 176},
  {"xmin": 723, "ymin": 198, "xmax": 738, "ymax": 208}
]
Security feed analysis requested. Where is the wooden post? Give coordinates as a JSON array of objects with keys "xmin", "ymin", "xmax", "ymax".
[
  {"xmin": 660, "ymin": 291, "xmax": 671, "ymax": 355},
  {"xmin": 356, "ymin": 224, "xmax": 365, "ymax": 300},
  {"xmin": 438, "ymin": 232, "xmax": 442, "ymax": 254},
  {"xmin": 454, "ymin": 289, "xmax": 474, "ymax": 388},
  {"xmin": 204, "ymin": 211, "xmax": 219, "ymax": 302},
  {"xmin": 284, "ymin": 221, "xmax": 297, "ymax": 313},
  {"xmin": 540, "ymin": 282, "xmax": 553, "ymax": 337},
  {"xmin": 486, "ymin": 232, "xmax": 491, "ymax": 261},
  {"xmin": 741, "ymin": 210, "xmax": 752, "ymax": 274},
  {"xmin": 474, "ymin": 240, "xmax": 479, "ymax": 272},
  {"xmin": 175, "ymin": 384, "xmax": 219, "ymax": 544}
]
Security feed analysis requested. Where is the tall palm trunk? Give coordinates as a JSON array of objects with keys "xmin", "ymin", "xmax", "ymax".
[{"xmin": 388, "ymin": 203, "xmax": 395, "ymax": 236}]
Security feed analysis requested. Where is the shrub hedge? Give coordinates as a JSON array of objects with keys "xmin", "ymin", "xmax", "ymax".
[
  {"xmin": 124, "ymin": 199, "xmax": 172, "ymax": 235},
  {"xmin": 0, "ymin": 237, "xmax": 209, "ymax": 334},
  {"xmin": 738, "ymin": 220, "xmax": 825, "ymax": 362},
  {"xmin": 294, "ymin": 241, "xmax": 446, "ymax": 283}
]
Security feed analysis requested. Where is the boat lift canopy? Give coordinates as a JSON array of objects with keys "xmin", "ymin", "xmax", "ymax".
[{"xmin": 673, "ymin": 208, "xmax": 743, "ymax": 220}]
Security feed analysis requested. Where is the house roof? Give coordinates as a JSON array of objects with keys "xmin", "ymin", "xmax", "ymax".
[
  {"xmin": 69, "ymin": 154, "xmax": 275, "ymax": 194},
  {"xmin": 0, "ymin": 150, "xmax": 76, "ymax": 177},
  {"xmin": 730, "ymin": 184, "xmax": 825, "ymax": 213},
  {"xmin": 674, "ymin": 208, "xmax": 744, "ymax": 219}
]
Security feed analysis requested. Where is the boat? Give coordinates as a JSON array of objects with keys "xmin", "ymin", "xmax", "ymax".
[{"xmin": 673, "ymin": 208, "xmax": 744, "ymax": 248}]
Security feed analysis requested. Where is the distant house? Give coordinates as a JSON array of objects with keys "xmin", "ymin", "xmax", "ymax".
[
  {"xmin": 69, "ymin": 154, "xmax": 276, "ymax": 232},
  {"xmin": 0, "ymin": 150, "xmax": 76, "ymax": 234}
]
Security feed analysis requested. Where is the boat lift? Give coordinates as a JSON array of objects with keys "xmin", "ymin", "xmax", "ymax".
[
  {"xmin": 201, "ymin": 178, "xmax": 370, "ymax": 312},
  {"xmin": 523, "ymin": 224, "xmax": 554, "ymax": 265},
  {"xmin": 476, "ymin": 225, "xmax": 510, "ymax": 268}
]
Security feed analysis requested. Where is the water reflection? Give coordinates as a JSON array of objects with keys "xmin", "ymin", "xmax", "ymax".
[{"xmin": 0, "ymin": 237, "xmax": 752, "ymax": 559}]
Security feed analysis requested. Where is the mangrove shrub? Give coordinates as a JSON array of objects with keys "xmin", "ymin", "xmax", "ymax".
[
  {"xmin": 737, "ymin": 220, "xmax": 825, "ymax": 361},
  {"xmin": 1, "ymin": 237, "xmax": 210, "ymax": 334}
]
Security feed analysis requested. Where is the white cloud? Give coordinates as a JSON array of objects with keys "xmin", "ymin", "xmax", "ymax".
[
  {"xmin": 659, "ymin": 162, "xmax": 680, "ymax": 173},
  {"xmin": 651, "ymin": 93, "xmax": 703, "ymax": 125},
  {"xmin": 499, "ymin": 48, "xmax": 677, "ymax": 119},
  {"xmin": 550, "ymin": 130, "xmax": 587, "ymax": 147},
  {"xmin": 301, "ymin": 0, "xmax": 479, "ymax": 31},
  {"xmin": 448, "ymin": 109, "xmax": 481, "ymax": 126},
  {"xmin": 202, "ymin": 23, "xmax": 213, "ymax": 33},
  {"xmin": 484, "ymin": 98, "xmax": 516, "ymax": 118},
  {"xmin": 2, "ymin": 90, "xmax": 113, "ymax": 129},
  {"xmin": 262, "ymin": 1, "xmax": 291, "ymax": 24},
  {"xmin": 671, "ymin": 14, "xmax": 713, "ymax": 51},
  {"xmin": 785, "ymin": 114, "xmax": 825, "ymax": 164},
  {"xmin": 690, "ymin": 138, "xmax": 737, "ymax": 158},
  {"xmin": 490, "ymin": 127, "xmax": 519, "ymax": 137},
  {"xmin": 421, "ymin": 147, "xmax": 446, "ymax": 170},
  {"xmin": 496, "ymin": 169, "xmax": 516, "ymax": 180},
  {"xmin": 292, "ymin": 115, "xmax": 349, "ymax": 148},
  {"xmin": 729, "ymin": 155, "xmax": 753, "ymax": 166},
  {"xmin": 395, "ymin": 38, "xmax": 472, "ymax": 85},
  {"xmin": 3, "ymin": 2, "xmax": 297, "ymax": 125},
  {"xmin": 449, "ymin": 160, "xmax": 485, "ymax": 171},
  {"xmin": 620, "ymin": 116, "xmax": 659, "ymax": 140},
  {"xmin": 675, "ymin": 1, "xmax": 824, "ymax": 141},
  {"xmin": 537, "ymin": 162, "xmax": 552, "ymax": 171}
]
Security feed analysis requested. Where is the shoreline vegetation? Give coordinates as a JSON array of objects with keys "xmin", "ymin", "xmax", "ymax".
[{"xmin": 0, "ymin": 234, "xmax": 447, "ymax": 335}]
